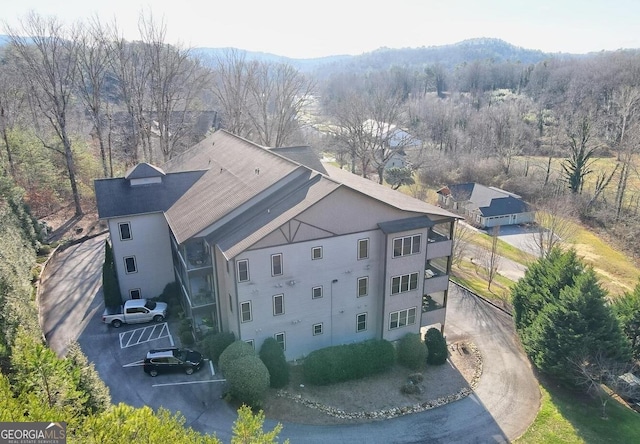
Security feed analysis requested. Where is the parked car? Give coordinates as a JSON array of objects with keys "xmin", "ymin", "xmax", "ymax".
[
  {"xmin": 143, "ymin": 348, "xmax": 204, "ymax": 377},
  {"xmin": 102, "ymin": 298, "xmax": 168, "ymax": 328}
]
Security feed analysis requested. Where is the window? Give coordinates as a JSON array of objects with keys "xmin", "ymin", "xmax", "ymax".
[
  {"xmin": 357, "ymin": 238, "xmax": 369, "ymax": 260},
  {"xmin": 240, "ymin": 301, "xmax": 252, "ymax": 322},
  {"xmin": 237, "ymin": 260, "xmax": 249, "ymax": 282},
  {"xmin": 391, "ymin": 272, "xmax": 419, "ymax": 294},
  {"xmin": 389, "ymin": 307, "xmax": 417, "ymax": 330},
  {"xmin": 313, "ymin": 323, "xmax": 323, "ymax": 336},
  {"xmin": 356, "ymin": 313, "xmax": 367, "ymax": 332},
  {"xmin": 119, "ymin": 222, "xmax": 132, "ymax": 240},
  {"xmin": 273, "ymin": 294, "xmax": 284, "ymax": 316},
  {"xmin": 271, "ymin": 253, "xmax": 283, "ymax": 276},
  {"xmin": 275, "ymin": 332, "xmax": 286, "ymax": 350},
  {"xmin": 245, "ymin": 339, "xmax": 255, "ymax": 350},
  {"xmin": 393, "ymin": 234, "xmax": 421, "ymax": 258},
  {"xmin": 129, "ymin": 289, "xmax": 141, "ymax": 299},
  {"xmin": 357, "ymin": 276, "xmax": 368, "ymax": 297},
  {"xmin": 124, "ymin": 256, "xmax": 137, "ymax": 274},
  {"xmin": 312, "ymin": 246, "xmax": 323, "ymax": 260},
  {"xmin": 312, "ymin": 286, "xmax": 323, "ymax": 299}
]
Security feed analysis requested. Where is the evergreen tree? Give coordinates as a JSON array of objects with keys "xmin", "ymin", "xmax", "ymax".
[
  {"xmin": 612, "ymin": 283, "xmax": 640, "ymax": 359},
  {"xmin": 513, "ymin": 250, "xmax": 631, "ymax": 384},
  {"xmin": 102, "ymin": 240, "xmax": 121, "ymax": 307}
]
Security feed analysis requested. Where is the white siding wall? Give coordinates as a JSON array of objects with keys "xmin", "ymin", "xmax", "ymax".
[
  {"xmin": 235, "ymin": 230, "xmax": 385, "ymax": 361},
  {"xmin": 109, "ymin": 213, "xmax": 174, "ymax": 300}
]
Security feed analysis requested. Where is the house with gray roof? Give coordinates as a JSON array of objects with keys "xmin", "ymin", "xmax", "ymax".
[
  {"xmin": 95, "ymin": 130, "xmax": 459, "ymax": 360},
  {"xmin": 436, "ymin": 182, "xmax": 534, "ymax": 229}
]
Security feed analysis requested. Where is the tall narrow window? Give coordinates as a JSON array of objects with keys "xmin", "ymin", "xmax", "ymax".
[
  {"xmin": 124, "ymin": 256, "xmax": 137, "ymax": 274},
  {"xmin": 119, "ymin": 222, "xmax": 132, "ymax": 240},
  {"xmin": 312, "ymin": 286, "xmax": 323, "ymax": 299},
  {"xmin": 273, "ymin": 294, "xmax": 284, "ymax": 316},
  {"xmin": 357, "ymin": 238, "xmax": 369, "ymax": 260},
  {"xmin": 271, "ymin": 253, "xmax": 283, "ymax": 276},
  {"xmin": 356, "ymin": 313, "xmax": 367, "ymax": 332},
  {"xmin": 240, "ymin": 301, "xmax": 252, "ymax": 322},
  {"xmin": 275, "ymin": 332, "xmax": 286, "ymax": 350},
  {"xmin": 312, "ymin": 246, "xmax": 323, "ymax": 260},
  {"xmin": 237, "ymin": 260, "xmax": 249, "ymax": 282},
  {"xmin": 357, "ymin": 277, "xmax": 368, "ymax": 297},
  {"xmin": 313, "ymin": 323, "xmax": 323, "ymax": 335}
]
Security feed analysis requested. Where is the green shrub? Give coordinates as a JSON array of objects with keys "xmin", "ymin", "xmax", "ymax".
[
  {"xmin": 401, "ymin": 381, "xmax": 421, "ymax": 394},
  {"xmin": 218, "ymin": 340, "xmax": 256, "ymax": 375},
  {"xmin": 179, "ymin": 319, "xmax": 194, "ymax": 346},
  {"xmin": 259, "ymin": 337, "xmax": 289, "ymax": 388},
  {"xmin": 425, "ymin": 328, "xmax": 448, "ymax": 365},
  {"xmin": 303, "ymin": 339, "xmax": 395, "ymax": 385},
  {"xmin": 408, "ymin": 372, "xmax": 424, "ymax": 384},
  {"xmin": 37, "ymin": 245, "xmax": 52, "ymax": 256},
  {"xmin": 198, "ymin": 331, "xmax": 235, "ymax": 365},
  {"xmin": 397, "ymin": 333, "xmax": 427, "ymax": 370},
  {"xmin": 224, "ymin": 355, "xmax": 270, "ymax": 408}
]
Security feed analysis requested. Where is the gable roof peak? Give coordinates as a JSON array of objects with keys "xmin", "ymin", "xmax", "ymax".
[{"xmin": 124, "ymin": 163, "xmax": 166, "ymax": 180}]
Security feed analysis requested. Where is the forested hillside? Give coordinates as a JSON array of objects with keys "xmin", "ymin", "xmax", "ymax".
[{"xmin": 1, "ymin": 13, "xmax": 640, "ymax": 257}]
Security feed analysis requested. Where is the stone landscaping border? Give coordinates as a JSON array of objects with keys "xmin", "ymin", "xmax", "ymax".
[{"xmin": 276, "ymin": 342, "xmax": 483, "ymax": 421}]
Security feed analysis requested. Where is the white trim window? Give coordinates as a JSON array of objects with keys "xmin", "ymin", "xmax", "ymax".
[
  {"xmin": 275, "ymin": 332, "xmax": 286, "ymax": 350},
  {"xmin": 271, "ymin": 253, "xmax": 283, "ymax": 276},
  {"xmin": 237, "ymin": 259, "xmax": 249, "ymax": 282},
  {"xmin": 118, "ymin": 222, "xmax": 132, "ymax": 241},
  {"xmin": 356, "ymin": 313, "xmax": 367, "ymax": 332},
  {"xmin": 357, "ymin": 238, "xmax": 369, "ymax": 260},
  {"xmin": 124, "ymin": 256, "xmax": 137, "ymax": 274},
  {"xmin": 391, "ymin": 272, "xmax": 419, "ymax": 294},
  {"xmin": 357, "ymin": 276, "xmax": 368, "ymax": 297},
  {"xmin": 273, "ymin": 294, "xmax": 284, "ymax": 316},
  {"xmin": 312, "ymin": 286, "xmax": 323, "ymax": 299},
  {"xmin": 129, "ymin": 289, "xmax": 141, "ymax": 299},
  {"xmin": 393, "ymin": 234, "xmax": 421, "ymax": 258},
  {"xmin": 240, "ymin": 301, "xmax": 252, "ymax": 322},
  {"xmin": 312, "ymin": 246, "xmax": 323, "ymax": 260},
  {"xmin": 389, "ymin": 307, "xmax": 417, "ymax": 330},
  {"xmin": 245, "ymin": 339, "xmax": 255, "ymax": 349},
  {"xmin": 313, "ymin": 323, "xmax": 323, "ymax": 335}
]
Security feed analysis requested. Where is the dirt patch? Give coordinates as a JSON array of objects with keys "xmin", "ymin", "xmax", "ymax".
[
  {"xmin": 262, "ymin": 341, "xmax": 481, "ymax": 425},
  {"xmin": 39, "ymin": 203, "xmax": 105, "ymax": 244}
]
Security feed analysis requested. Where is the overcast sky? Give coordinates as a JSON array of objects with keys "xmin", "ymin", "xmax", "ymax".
[{"xmin": 3, "ymin": 0, "xmax": 640, "ymax": 59}]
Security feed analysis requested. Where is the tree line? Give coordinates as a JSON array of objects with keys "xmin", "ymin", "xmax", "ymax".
[{"xmin": 0, "ymin": 12, "xmax": 315, "ymax": 218}]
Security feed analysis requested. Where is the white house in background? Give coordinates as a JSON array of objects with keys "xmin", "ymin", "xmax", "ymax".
[
  {"xmin": 362, "ymin": 119, "xmax": 422, "ymax": 170},
  {"xmin": 95, "ymin": 130, "xmax": 459, "ymax": 360},
  {"xmin": 437, "ymin": 182, "xmax": 535, "ymax": 229}
]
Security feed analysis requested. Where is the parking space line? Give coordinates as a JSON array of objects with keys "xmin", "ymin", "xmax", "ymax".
[
  {"xmin": 119, "ymin": 323, "xmax": 171, "ymax": 349},
  {"xmin": 208, "ymin": 360, "xmax": 215, "ymax": 376},
  {"xmin": 151, "ymin": 379, "xmax": 226, "ymax": 388},
  {"xmin": 122, "ymin": 359, "xmax": 145, "ymax": 368}
]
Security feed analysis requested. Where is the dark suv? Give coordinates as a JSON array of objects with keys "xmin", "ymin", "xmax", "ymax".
[{"xmin": 143, "ymin": 348, "xmax": 204, "ymax": 377}]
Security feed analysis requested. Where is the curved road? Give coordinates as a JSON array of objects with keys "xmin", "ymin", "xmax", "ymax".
[{"xmin": 40, "ymin": 235, "xmax": 540, "ymax": 443}]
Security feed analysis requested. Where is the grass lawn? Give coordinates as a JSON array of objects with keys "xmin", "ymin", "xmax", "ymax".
[{"xmin": 516, "ymin": 378, "xmax": 640, "ymax": 443}]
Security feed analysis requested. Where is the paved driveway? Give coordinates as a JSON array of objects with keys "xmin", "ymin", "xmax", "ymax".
[{"xmin": 39, "ymin": 236, "xmax": 540, "ymax": 443}]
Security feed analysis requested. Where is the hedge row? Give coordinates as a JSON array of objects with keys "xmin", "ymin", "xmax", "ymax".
[{"xmin": 303, "ymin": 339, "xmax": 395, "ymax": 385}]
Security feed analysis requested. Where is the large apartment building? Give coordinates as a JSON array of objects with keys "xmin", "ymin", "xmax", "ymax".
[{"xmin": 94, "ymin": 130, "xmax": 459, "ymax": 360}]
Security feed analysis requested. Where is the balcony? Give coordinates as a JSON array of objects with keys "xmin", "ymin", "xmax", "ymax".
[
  {"xmin": 185, "ymin": 244, "xmax": 211, "ymax": 270},
  {"xmin": 424, "ymin": 266, "xmax": 449, "ymax": 294}
]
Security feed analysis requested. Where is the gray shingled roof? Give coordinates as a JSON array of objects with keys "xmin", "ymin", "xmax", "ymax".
[
  {"xmin": 445, "ymin": 182, "xmax": 529, "ymax": 217},
  {"xmin": 94, "ymin": 171, "xmax": 205, "ymax": 219},
  {"xmin": 124, "ymin": 163, "xmax": 166, "ymax": 179},
  {"xmin": 268, "ymin": 146, "xmax": 327, "ymax": 174}
]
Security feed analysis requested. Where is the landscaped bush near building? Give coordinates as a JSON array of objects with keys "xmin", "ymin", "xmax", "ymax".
[
  {"xmin": 425, "ymin": 327, "xmax": 448, "ymax": 365},
  {"xmin": 259, "ymin": 337, "xmax": 289, "ymax": 388},
  {"xmin": 224, "ymin": 355, "xmax": 270, "ymax": 408},
  {"xmin": 218, "ymin": 340, "xmax": 256, "ymax": 375},
  {"xmin": 303, "ymin": 339, "xmax": 395, "ymax": 385},
  {"xmin": 397, "ymin": 333, "xmax": 427, "ymax": 370},
  {"xmin": 198, "ymin": 331, "xmax": 235, "ymax": 365}
]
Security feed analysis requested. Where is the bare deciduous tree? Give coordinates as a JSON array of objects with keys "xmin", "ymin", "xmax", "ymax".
[
  {"xmin": 451, "ymin": 222, "xmax": 473, "ymax": 268},
  {"xmin": 5, "ymin": 13, "xmax": 84, "ymax": 215},
  {"xmin": 529, "ymin": 197, "xmax": 576, "ymax": 258},
  {"xmin": 479, "ymin": 226, "xmax": 501, "ymax": 290}
]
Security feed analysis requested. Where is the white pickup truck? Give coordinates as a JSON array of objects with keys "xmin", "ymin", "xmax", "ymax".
[{"xmin": 102, "ymin": 299, "xmax": 168, "ymax": 328}]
